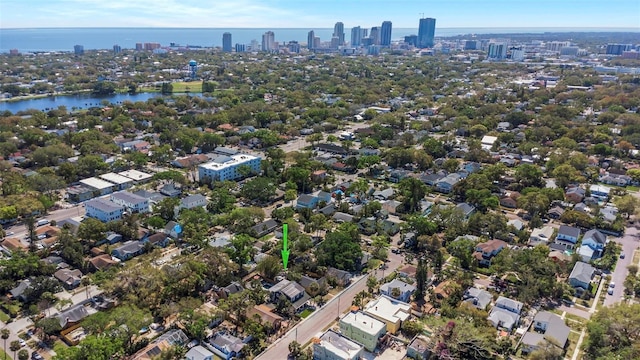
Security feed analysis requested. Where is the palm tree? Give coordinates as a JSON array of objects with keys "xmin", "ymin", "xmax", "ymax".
[
  {"xmin": 1, "ymin": 329, "xmax": 9, "ymax": 360},
  {"xmin": 9, "ymin": 340, "xmax": 19, "ymax": 360},
  {"xmin": 16, "ymin": 350, "xmax": 27, "ymax": 360}
]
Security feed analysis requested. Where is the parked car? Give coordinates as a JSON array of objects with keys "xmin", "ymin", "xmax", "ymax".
[
  {"xmin": 609, "ymin": 282, "xmax": 615, "ymax": 288},
  {"xmin": 607, "ymin": 288, "xmax": 614, "ymax": 295},
  {"xmin": 620, "ymin": 252, "xmax": 625, "ymax": 259}
]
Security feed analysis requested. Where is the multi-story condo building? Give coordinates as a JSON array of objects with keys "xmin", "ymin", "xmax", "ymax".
[
  {"xmin": 222, "ymin": 32, "xmax": 232, "ymax": 52},
  {"xmin": 380, "ymin": 21, "xmax": 392, "ymax": 46},
  {"xmin": 198, "ymin": 154, "xmax": 261, "ymax": 182},
  {"xmin": 418, "ymin": 17, "xmax": 436, "ymax": 48}
]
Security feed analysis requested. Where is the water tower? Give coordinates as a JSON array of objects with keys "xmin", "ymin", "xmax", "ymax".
[{"xmin": 188, "ymin": 60, "xmax": 197, "ymax": 79}]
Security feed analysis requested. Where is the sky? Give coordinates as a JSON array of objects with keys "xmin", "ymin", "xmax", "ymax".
[{"xmin": 1, "ymin": 0, "xmax": 639, "ymax": 29}]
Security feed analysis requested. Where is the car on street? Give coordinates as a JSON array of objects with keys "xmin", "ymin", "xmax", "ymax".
[
  {"xmin": 6, "ymin": 231, "xmax": 14, "ymax": 236},
  {"xmin": 18, "ymin": 339, "xmax": 26, "ymax": 347},
  {"xmin": 620, "ymin": 252, "xmax": 625, "ymax": 259},
  {"xmin": 32, "ymin": 353, "xmax": 44, "ymax": 360},
  {"xmin": 609, "ymin": 282, "xmax": 615, "ymax": 288},
  {"xmin": 607, "ymin": 288, "xmax": 614, "ymax": 295}
]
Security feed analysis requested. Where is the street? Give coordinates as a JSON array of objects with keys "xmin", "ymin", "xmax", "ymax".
[
  {"xmin": 256, "ymin": 250, "xmax": 405, "ymax": 359},
  {"xmin": 603, "ymin": 222, "xmax": 639, "ymax": 307},
  {"xmin": 3, "ymin": 205, "xmax": 85, "ymax": 247}
]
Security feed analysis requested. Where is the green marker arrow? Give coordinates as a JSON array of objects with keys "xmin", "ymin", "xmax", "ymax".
[{"xmin": 281, "ymin": 224, "xmax": 290, "ymax": 270}]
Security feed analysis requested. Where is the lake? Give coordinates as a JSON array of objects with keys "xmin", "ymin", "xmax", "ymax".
[{"xmin": 0, "ymin": 92, "xmax": 200, "ymax": 113}]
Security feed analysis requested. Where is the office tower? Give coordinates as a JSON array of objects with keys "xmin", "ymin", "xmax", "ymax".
[
  {"xmin": 369, "ymin": 27, "xmax": 380, "ymax": 45},
  {"xmin": 510, "ymin": 47, "xmax": 525, "ymax": 61},
  {"xmin": 380, "ymin": 21, "xmax": 392, "ymax": 46},
  {"xmin": 333, "ymin": 22, "xmax": 345, "ymax": 46},
  {"xmin": 262, "ymin": 31, "xmax": 275, "ymax": 52},
  {"xmin": 288, "ymin": 41, "xmax": 300, "ymax": 53},
  {"xmin": 351, "ymin": 26, "xmax": 362, "ymax": 47},
  {"xmin": 9, "ymin": 49, "xmax": 19, "ymax": 55},
  {"xmin": 404, "ymin": 35, "xmax": 417, "ymax": 47},
  {"xmin": 606, "ymin": 43, "xmax": 632, "ymax": 55},
  {"xmin": 144, "ymin": 43, "xmax": 161, "ymax": 51},
  {"xmin": 235, "ymin": 43, "xmax": 246, "ymax": 52},
  {"xmin": 307, "ymin": 30, "xmax": 315, "ymax": 50},
  {"xmin": 546, "ymin": 41, "xmax": 571, "ymax": 52},
  {"xmin": 74, "ymin": 45, "xmax": 84, "ymax": 55},
  {"xmin": 331, "ymin": 37, "xmax": 340, "ymax": 49},
  {"xmin": 313, "ymin": 37, "xmax": 321, "ymax": 49},
  {"xmin": 222, "ymin": 32, "xmax": 232, "ymax": 52},
  {"xmin": 113, "ymin": 45, "xmax": 122, "ymax": 54},
  {"xmin": 560, "ymin": 46, "xmax": 579, "ymax": 56},
  {"xmin": 418, "ymin": 17, "xmax": 436, "ymax": 48},
  {"xmin": 367, "ymin": 45, "xmax": 381, "ymax": 56},
  {"xmin": 487, "ymin": 42, "xmax": 507, "ymax": 59},
  {"xmin": 135, "ymin": 43, "xmax": 143, "ymax": 51},
  {"xmin": 361, "ymin": 29, "xmax": 368, "ymax": 38},
  {"xmin": 464, "ymin": 40, "xmax": 477, "ymax": 50}
]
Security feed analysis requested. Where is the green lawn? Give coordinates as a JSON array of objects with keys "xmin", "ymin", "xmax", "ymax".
[
  {"xmin": 0, "ymin": 348, "xmax": 9, "ymax": 360},
  {"xmin": 0, "ymin": 310, "xmax": 9, "ymax": 322},
  {"xmin": 171, "ymin": 81, "xmax": 202, "ymax": 93},
  {"xmin": 300, "ymin": 308, "xmax": 314, "ymax": 318}
]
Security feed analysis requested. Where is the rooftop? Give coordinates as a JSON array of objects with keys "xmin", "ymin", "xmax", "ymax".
[
  {"xmin": 110, "ymin": 191, "xmax": 148, "ymax": 204},
  {"xmin": 340, "ymin": 311, "xmax": 386, "ymax": 336},
  {"xmin": 363, "ymin": 295, "xmax": 411, "ymax": 324},
  {"xmin": 199, "ymin": 154, "xmax": 259, "ymax": 171},
  {"xmin": 80, "ymin": 177, "xmax": 115, "ymax": 190},
  {"xmin": 315, "ymin": 330, "xmax": 363, "ymax": 359},
  {"xmin": 99, "ymin": 172, "xmax": 133, "ymax": 185},
  {"xmin": 118, "ymin": 169, "xmax": 153, "ymax": 182},
  {"xmin": 86, "ymin": 198, "xmax": 124, "ymax": 213}
]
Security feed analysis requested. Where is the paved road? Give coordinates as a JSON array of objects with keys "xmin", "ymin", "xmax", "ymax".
[
  {"xmin": 1, "ymin": 317, "xmax": 35, "ymax": 358},
  {"xmin": 3, "ymin": 205, "xmax": 85, "ymax": 247},
  {"xmin": 603, "ymin": 223, "xmax": 639, "ymax": 307},
  {"xmin": 256, "ymin": 250, "xmax": 404, "ymax": 359}
]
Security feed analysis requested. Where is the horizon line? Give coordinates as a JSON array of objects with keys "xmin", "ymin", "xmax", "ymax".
[{"xmin": 2, "ymin": 26, "xmax": 639, "ymax": 31}]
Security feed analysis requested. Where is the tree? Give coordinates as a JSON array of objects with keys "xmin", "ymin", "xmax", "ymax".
[
  {"xmin": 9, "ymin": 340, "xmax": 19, "ymax": 360},
  {"xmin": 288, "ymin": 340, "xmax": 302, "ymax": 358},
  {"xmin": 1, "ymin": 329, "xmax": 9, "ymax": 360},
  {"xmin": 256, "ymin": 255, "xmax": 281, "ymax": 280},
  {"xmin": 17, "ymin": 350, "xmax": 27, "ymax": 360},
  {"xmin": 446, "ymin": 238, "xmax": 476, "ymax": 270},
  {"xmin": 528, "ymin": 339, "xmax": 564, "ymax": 360},
  {"xmin": 240, "ymin": 177, "xmax": 276, "ymax": 204},
  {"xmin": 398, "ymin": 177, "xmax": 427, "ymax": 214},
  {"xmin": 367, "ymin": 276, "xmax": 378, "ymax": 294},
  {"xmin": 614, "ymin": 194, "xmax": 638, "ymax": 219},
  {"xmin": 317, "ymin": 223, "xmax": 362, "ymax": 272},
  {"xmin": 156, "ymin": 197, "xmax": 181, "ymax": 221},
  {"xmin": 415, "ymin": 258, "xmax": 428, "ymax": 301},
  {"xmin": 227, "ymin": 234, "xmax": 255, "ymax": 273},
  {"xmin": 515, "ymin": 164, "xmax": 544, "ymax": 188},
  {"xmin": 207, "ymin": 187, "xmax": 236, "ymax": 214},
  {"xmin": 77, "ymin": 218, "xmax": 107, "ymax": 246},
  {"xmin": 583, "ymin": 303, "xmax": 640, "ymax": 359}
]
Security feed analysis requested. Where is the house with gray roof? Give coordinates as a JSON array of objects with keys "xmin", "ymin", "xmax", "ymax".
[
  {"xmin": 207, "ymin": 332, "xmax": 246, "ymax": 360},
  {"xmin": 488, "ymin": 296, "xmax": 523, "ymax": 331},
  {"xmin": 269, "ymin": 279, "xmax": 309, "ymax": 312},
  {"xmin": 251, "ymin": 219, "xmax": 278, "ymax": 238},
  {"xmin": 332, "ymin": 212, "xmax": 354, "ymax": 223},
  {"xmin": 112, "ymin": 240, "xmax": 145, "ymax": 261},
  {"xmin": 380, "ymin": 279, "xmax": 416, "ymax": 302},
  {"xmin": 313, "ymin": 330, "xmax": 364, "ymax": 360},
  {"xmin": 521, "ymin": 311, "xmax": 570, "ymax": 354},
  {"xmin": 109, "ymin": 191, "xmax": 149, "ymax": 214},
  {"xmin": 54, "ymin": 268, "xmax": 83, "ymax": 290},
  {"xmin": 569, "ymin": 261, "xmax": 595, "ymax": 291},
  {"xmin": 577, "ymin": 229, "xmax": 607, "ymax": 262},
  {"xmin": 57, "ymin": 303, "xmax": 93, "ymax": 328},
  {"xmin": 185, "ymin": 345, "xmax": 215, "ymax": 360},
  {"xmin": 554, "ymin": 225, "xmax": 581, "ymax": 250},
  {"xmin": 85, "ymin": 198, "xmax": 124, "ymax": 222},
  {"xmin": 463, "ymin": 287, "xmax": 492, "ymax": 310},
  {"xmin": 435, "ymin": 173, "xmax": 461, "ymax": 193},
  {"xmin": 179, "ymin": 194, "xmax": 208, "ymax": 210}
]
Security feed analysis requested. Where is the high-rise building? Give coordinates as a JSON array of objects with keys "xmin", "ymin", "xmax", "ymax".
[
  {"xmin": 313, "ymin": 37, "xmax": 321, "ymax": 49},
  {"xmin": 135, "ymin": 43, "xmax": 143, "ymax": 51},
  {"xmin": 464, "ymin": 40, "xmax": 478, "ymax": 50},
  {"xmin": 287, "ymin": 41, "xmax": 300, "ymax": 53},
  {"xmin": 369, "ymin": 27, "xmax": 380, "ymax": 45},
  {"xmin": 418, "ymin": 18, "xmax": 436, "ymax": 48},
  {"xmin": 333, "ymin": 22, "xmax": 345, "ymax": 46},
  {"xmin": 361, "ymin": 29, "xmax": 368, "ymax": 38},
  {"xmin": 510, "ymin": 47, "xmax": 525, "ymax": 61},
  {"xmin": 9, "ymin": 49, "xmax": 19, "ymax": 55},
  {"xmin": 222, "ymin": 32, "xmax": 232, "ymax": 52},
  {"xmin": 606, "ymin": 43, "xmax": 633, "ymax": 55},
  {"xmin": 487, "ymin": 42, "xmax": 507, "ymax": 59},
  {"xmin": 262, "ymin": 31, "xmax": 275, "ymax": 52},
  {"xmin": 351, "ymin": 26, "xmax": 362, "ymax": 47},
  {"xmin": 331, "ymin": 36, "xmax": 340, "ymax": 49},
  {"xmin": 74, "ymin": 45, "xmax": 84, "ymax": 55},
  {"xmin": 235, "ymin": 43, "xmax": 246, "ymax": 53},
  {"xmin": 404, "ymin": 35, "xmax": 417, "ymax": 47},
  {"xmin": 307, "ymin": 30, "xmax": 315, "ymax": 50},
  {"xmin": 113, "ymin": 45, "xmax": 122, "ymax": 54},
  {"xmin": 380, "ymin": 21, "xmax": 392, "ymax": 46}
]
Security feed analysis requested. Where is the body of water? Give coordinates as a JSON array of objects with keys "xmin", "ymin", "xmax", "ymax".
[
  {"xmin": 0, "ymin": 93, "xmax": 201, "ymax": 113},
  {"xmin": 2, "ymin": 27, "xmax": 637, "ymax": 52}
]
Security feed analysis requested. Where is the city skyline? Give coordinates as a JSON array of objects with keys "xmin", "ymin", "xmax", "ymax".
[{"xmin": 1, "ymin": 0, "xmax": 639, "ymax": 29}]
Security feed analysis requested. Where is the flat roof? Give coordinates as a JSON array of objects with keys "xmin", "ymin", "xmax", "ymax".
[
  {"xmin": 118, "ymin": 169, "xmax": 153, "ymax": 182},
  {"xmin": 80, "ymin": 177, "xmax": 115, "ymax": 190},
  {"xmin": 341, "ymin": 311, "xmax": 386, "ymax": 336},
  {"xmin": 99, "ymin": 172, "xmax": 133, "ymax": 185},
  {"xmin": 199, "ymin": 154, "xmax": 260, "ymax": 171},
  {"xmin": 110, "ymin": 191, "xmax": 147, "ymax": 204},
  {"xmin": 317, "ymin": 330, "xmax": 363, "ymax": 359},
  {"xmin": 363, "ymin": 295, "xmax": 411, "ymax": 323}
]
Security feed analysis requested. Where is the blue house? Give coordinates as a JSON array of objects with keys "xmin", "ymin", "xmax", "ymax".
[
  {"xmin": 296, "ymin": 194, "xmax": 318, "ymax": 209},
  {"xmin": 577, "ymin": 229, "xmax": 607, "ymax": 262},
  {"xmin": 435, "ymin": 173, "xmax": 461, "ymax": 193},
  {"xmin": 554, "ymin": 225, "xmax": 580, "ymax": 250}
]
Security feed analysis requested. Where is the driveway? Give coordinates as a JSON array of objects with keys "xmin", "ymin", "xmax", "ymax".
[{"xmin": 603, "ymin": 222, "xmax": 639, "ymax": 307}]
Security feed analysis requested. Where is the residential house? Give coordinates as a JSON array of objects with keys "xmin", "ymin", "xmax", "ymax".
[
  {"xmin": 500, "ymin": 196, "xmax": 518, "ymax": 208},
  {"xmin": 381, "ymin": 200, "xmax": 402, "ymax": 215},
  {"xmin": 435, "ymin": 173, "xmax": 461, "ymax": 193},
  {"xmin": 326, "ymin": 267, "xmax": 352, "ymax": 287},
  {"xmin": 565, "ymin": 187, "xmax": 585, "ymax": 203},
  {"xmin": 79, "ymin": 177, "xmax": 115, "ymax": 196},
  {"xmin": 171, "ymin": 154, "xmax": 209, "ymax": 168},
  {"xmin": 220, "ymin": 282, "xmax": 244, "ymax": 298},
  {"xmin": 548, "ymin": 206, "xmax": 565, "ymax": 219},
  {"xmin": 311, "ymin": 170, "xmax": 328, "ymax": 182},
  {"xmin": 9, "ymin": 279, "xmax": 31, "ymax": 302},
  {"xmin": 488, "ymin": 296, "xmax": 523, "ymax": 331},
  {"xmin": 298, "ymin": 275, "xmax": 326, "ymax": 294},
  {"xmin": 109, "ymin": 191, "xmax": 149, "ymax": 214},
  {"xmin": 315, "ymin": 143, "xmax": 350, "ymax": 156},
  {"xmin": 66, "ymin": 185, "xmax": 95, "ymax": 203},
  {"xmin": 144, "ymin": 233, "xmax": 169, "ymax": 248},
  {"xmin": 206, "ymin": 332, "xmax": 246, "ymax": 360},
  {"xmin": 132, "ymin": 329, "xmax": 189, "ymax": 360},
  {"xmin": 99, "ymin": 173, "xmax": 133, "ymax": 191},
  {"xmin": 589, "ymin": 184, "xmax": 611, "ymax": 201},
  {"xmin": 163, "ymin": 221, "xmax": 182, "ymax": 239},
  {"xmin": 555, "ymin": 225, "xmax": 581, "ymax": 250},
  {"xmin": 420, "ymin": 173, "xmax": 444, "ymax": 186},
  {"xmin": 473, "ymin": 239, "xmax": 508, "ymax": 266},
  {"xmin": 373, "ymin": 188, "xmax": 395, "ymax": 201},
  {"xmin": 599, "ymin": 173, "xmax": 631, "ymax": 187},
  {"xmin": 481, "ymin": 135, "xmax": 498, "ymax": 150},
  {"xmin": 268, "ymin": 279, "xmax": 309, "ymax": 312},
  {"xmin": 185, "ymin": 346, "xmax": 215, "ymax": 360},
  {"xmin": 112, "ymin": 241, "xmax": 145, "ymax": 261},
  {"xmin": 529, "ymin": 226, "xmax": 555, "ymax": 246},
  {"xmin": 247, "ymin": 304, "xmax": 283, "ymax": 330},
  {"xmin": 296, "ymin": 194, "xmax": 319, "ymax": 210},
  {"xmin": 521, "ymin": 311, "xmax": 570, "ymax": 354},
  {"xmin": 332, "ymin": 212, "xmax": 354, "ymax": 223},
  {"xmin": 313, "ymin": 330, "xmax": 364, "ymax": 360},
  {"xmin": 389, "ymin": 169, "xmax": 410, "ymax": 183},
  {"xmin": 251, "ymin": 219, "xmax": 279, "ymax": 238},
  {"xmin": 339, "ymin": 311, "xmax": 386, "ymax": 352},
  {"xmin": 85, "ymin": 198, "xmax": 124, "ymax": 222},
  {"xmin": 462, "ymin": 287, "xmax": 493, "ymax": 310},
  {"xmin": 88, "ymin": 254, "xmax": 118, "ymax": 271},
  {"xmin": 577, "ymin": 229, "xmax": 607, "ymax": 262},
  {"xmin": 54, "ymin": 268, "xmax": 83, "ymax": 290},
  {"xmin": 179, "ymin": 194, "xmax": 208, "ymax": 211},
  {"xmin": 56, "ymin": 304, "xmax": 92, "ymax": 329},
  {"xmin": 2, "ymin": 237, "xmax": 27, "ymax": 253},
  {"xmin": 104, "ymin": 232, "xmax": 123, "ymax": 245},
  {"xmin": 379, "ymin": 279, "xmax": 416, "ymax": 303},
  {"xmin": 407, "ymin": 336, "xmax": 432, "ymax": 360},
  {"xmin": 569, "ymin": 261, "xmax": 595, "ymax": 291},
  {"xmin": 159, "ymin": 183, "xmax": 182, "ymax": 197},
  {"xmin": 363, "ymin": 295, "xmax": 412, "ymax": 334},
  {"xmin": 456, "ymin": 202, "xmax": 476, "ymax": 219}
]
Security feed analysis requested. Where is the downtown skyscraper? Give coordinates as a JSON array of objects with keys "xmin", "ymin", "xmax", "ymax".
[
  {"xmin": 333, "ymin": 22, "xmax": 345, "ymax": 46},
  {"xmin": 222, "ymin": 32, "xmax": 232, "ymax": 52},
  {"xmin": 380, "ymin": 21, "xmax": 392, "ymax": 46},
  {"xmin": 350, "ymin": 26, "xmax": 362, "ymax": 47},
  {"xmin": 307, "ymin": 30, "xmax": 315, "ymax": 50},
  {"xmin": 418, "ymin": 17, "xmax": 436, "ymax": 48},
  {"xmin": 262, "ymin": 31, "xmax": 275, "ymax": 52}
]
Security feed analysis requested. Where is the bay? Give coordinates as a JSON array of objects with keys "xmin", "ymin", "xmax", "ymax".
[{"xmin": 2, "ymin": 27, "xmax": 636, "ymax": 52}]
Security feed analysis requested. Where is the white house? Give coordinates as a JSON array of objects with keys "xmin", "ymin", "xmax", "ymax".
[
  {"xmin": 85, "ymin": 198, "xmax": 124, "ymax": 222},
  {"xmin": 109, "ymin": 191, "xmax": 149, "ymax": 214}
]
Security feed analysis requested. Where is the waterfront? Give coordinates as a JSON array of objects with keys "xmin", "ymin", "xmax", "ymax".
[{"xmin": 0, "ymin": 92, "xmax": 202, "ymax": 113}]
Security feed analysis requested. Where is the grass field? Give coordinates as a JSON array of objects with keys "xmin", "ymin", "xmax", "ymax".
[
  {"xmin": 0, "ymin": 348, "xmax": 9, "ymax": 360},
  {"xmin": 0, "ymin": 310, "xmax": 9, "ymax": 322},
  {"xmin": 171, "ymin": 81, "xmax": 202, "ymax": 93}
]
